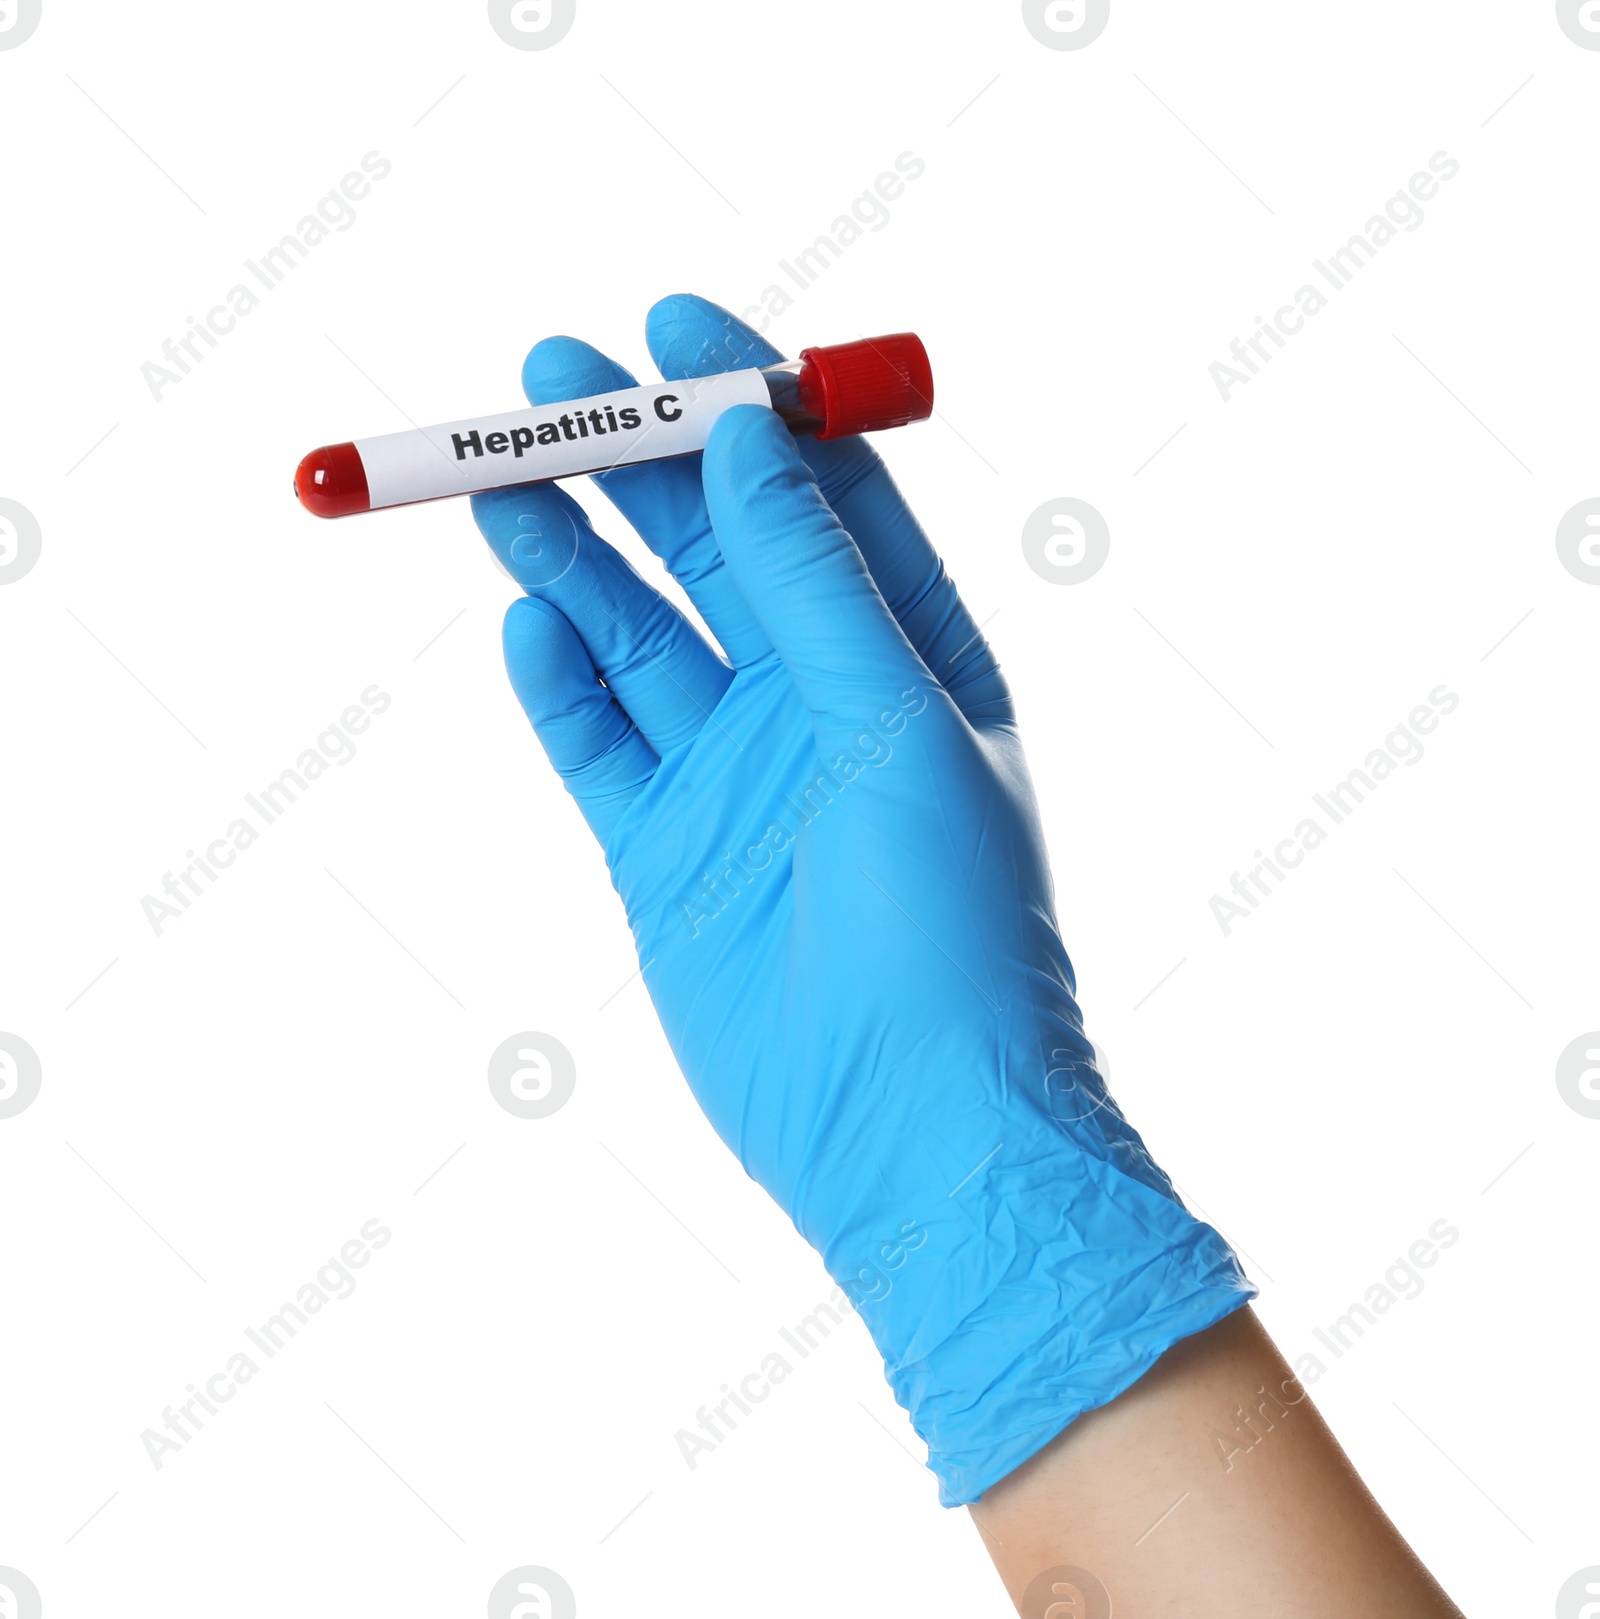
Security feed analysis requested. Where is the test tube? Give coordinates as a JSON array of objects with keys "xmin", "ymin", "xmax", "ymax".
[{"xmin": 294, "ymin": 334, "xmax": 933, "ymax": 519}]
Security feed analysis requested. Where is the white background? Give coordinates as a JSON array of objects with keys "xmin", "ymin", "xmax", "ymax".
[{"xmin": 1, "ymin": 2, "xmax": 1594, "ymax": 1613}]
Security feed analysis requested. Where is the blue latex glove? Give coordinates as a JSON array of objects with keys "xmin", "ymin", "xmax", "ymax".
[{"xmin": 472, "ymin": 295, "xmax": 1253, "ymax": 1505}]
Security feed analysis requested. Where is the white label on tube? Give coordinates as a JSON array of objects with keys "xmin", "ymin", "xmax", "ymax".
[{"xmin": 352, "ymin": 369, "xmax": 772, "ymax": 509}]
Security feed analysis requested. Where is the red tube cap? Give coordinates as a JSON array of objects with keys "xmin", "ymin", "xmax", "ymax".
[
  {"xmin": 797, "ymin": 334, "xmax": 934, "ymax": 441},
  {"xmin": 295, "ymin": 442, "xmax": 370, "ymax": 518}
]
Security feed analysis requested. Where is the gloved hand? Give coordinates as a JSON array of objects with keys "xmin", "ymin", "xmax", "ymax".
[{"xmin": 471, "ymin": 294, "xmax": 1253, "ymax": 1505}]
